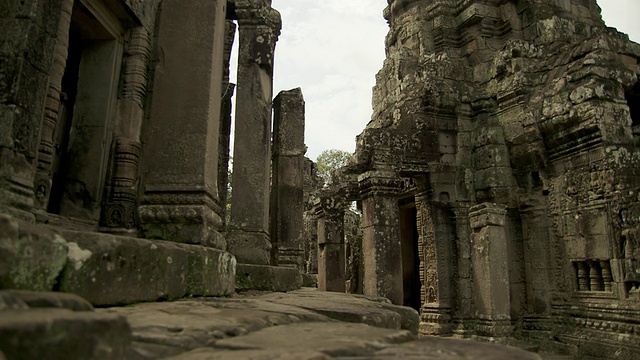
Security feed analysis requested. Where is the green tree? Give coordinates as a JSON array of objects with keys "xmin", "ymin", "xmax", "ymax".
[{"xmin": 316, "ymin": 149, "xmax": 351, "ymax": 185}]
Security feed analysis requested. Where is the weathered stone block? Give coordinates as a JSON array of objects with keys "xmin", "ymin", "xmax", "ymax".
[
  {"xmin": 473, "ymin": 145, "xmax": 510, "ymax": 170},
  {"xmin": 469, "ymin": 203, "xmax": 507, "ymax": 229},
  {"xmin": 474, "ymin": 167, "xmax": 513, "ymax": 190},
  {"xmin": 226, "ymin": 230, "xmax": 272, "ymax": 265},
  {"xmin": 0, "ymin": 290, "xmax": 93, "ymax": 312},
  {"xmin": 0, "ymin": 309, "xmax": 131, "ymax": 360},
  {"xmin": 57, "ymin": 230, "xmax": 235, "ymax": 306},
  {"xmin": 0, "ymin": 215, "xmax": 68, "ymax": 291},
  {"xmin": 235, "ymin": 263, "xmax": 302, "ymax": 292}
]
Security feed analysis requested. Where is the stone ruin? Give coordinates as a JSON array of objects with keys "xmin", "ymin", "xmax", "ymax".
[
  {"xmin": 0, "ymin": 0, "xmax": 310, "ymax": 305},
  {"xmin": 313, "ymin": 0, "xmax": 640, "ymax": 358},
  {"xmin": 1, "ymin": 0, "xmax": 640, "ymax": 359}
]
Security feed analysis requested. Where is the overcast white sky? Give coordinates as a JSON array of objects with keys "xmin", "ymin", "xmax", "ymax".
[{"xmin": 230, "ymin": 0, "xmax": 640, "ymax": 162}]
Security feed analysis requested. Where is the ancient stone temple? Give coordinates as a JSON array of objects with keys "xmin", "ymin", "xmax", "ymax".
[
  {"xmin": 324, "ymin": 0, "xmax": 640, "ymax": 357},
  {"xmin": 0, "ymin": 0, "xmax": 307, "ymax": 305}
]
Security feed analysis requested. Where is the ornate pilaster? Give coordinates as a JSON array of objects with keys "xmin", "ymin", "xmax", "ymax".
[
  {"xmin": 416, "ymin": 184, "xmax": 454, "ymax": 336},
  {"xmin": 314, "ymin": 189, "xmax": 346, "ymax": 292},
  {"xmin": 34, "ymin": 0, "xmax": 74, "ymax": 210},
  {"xmin": 101, "ymin": 26, "xmax": 151, "ymax": 233},
  {"xmin": 101, "ymin": 138, "xmax": 141, "ymax": 231},
  {"xmin": 359, "ymin": 170, "xmax": 403, "ymax": 304},
  {"xmin": 228, "ymin": 0, "xmax": 282, "ymax": 264}
]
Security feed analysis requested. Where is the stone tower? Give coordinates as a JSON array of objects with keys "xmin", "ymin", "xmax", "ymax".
[{"xmin": 329, "ymin": 0, "xmax": 640, "ymax": 357}]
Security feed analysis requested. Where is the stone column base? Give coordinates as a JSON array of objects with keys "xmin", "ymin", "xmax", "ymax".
[
  {"xmin": 474, "ymin": 318, "xmax": 513, "ymax": 338},
  {"xmin": 420, "ymin": 306, "xmax": 452, "ymax": 336},
  {"xmin": 227, "ymin": 230, "xmax": 272, "ymax": 265},
  {"xmin": 138, "ymin": 204, "xmax": 225, "ymax": 250},
  {"xmin": 235, "ymin": 263, "xmax": 302, "ymax": 292}
]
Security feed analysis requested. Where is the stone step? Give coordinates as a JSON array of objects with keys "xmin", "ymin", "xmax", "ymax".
[
  {"xmin": 0, "ymin": 290, "xmax": 131, "ymax": 360},
  {"xmin": 0, "ymin": 214, "xmax": 236, "ymax": 307},
  {"xmin": 0, "ymin": 308, "xmax": 130, "ymax": 360}
]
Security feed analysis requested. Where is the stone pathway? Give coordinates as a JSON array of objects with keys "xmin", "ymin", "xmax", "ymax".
[{"xmin": 1, "ymin": 288, "xmax": 543, "ymax": 359}]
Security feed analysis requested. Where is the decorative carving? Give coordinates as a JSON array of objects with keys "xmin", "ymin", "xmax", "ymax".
[
  {"xmin": 121, "ymin": 27, "xmax": 151, "ymax": 107},
  {"xmin": 34, "ymin": 0, "xmax": 74, "ymax": 209},
  {"xmin": 100, "ymin": 138, "xmax": 141, "ymax": 229}
]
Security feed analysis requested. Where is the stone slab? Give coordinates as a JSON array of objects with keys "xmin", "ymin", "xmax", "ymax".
[
  {"xmin": 167, "ymin": 348, "xmax": 331, "ymax": 360},
  {"xmin": 214, "ymin": 322, "xmax": 414, "ymax": 357},
  {"xmin": 0, "ymin": 214, "xmax": 68, "ymax": 291},
  {"xmin": 257, "ymin": 288, "xmax": 420, "ymax": 334},
  {"xmin": 235, "ymin": 263, "xmax": 302, "ymax": 292},
  {"xmin": 371, "ymin": 337, "xmax": 542, "ymax": 359},
  {"xmin": 0, "ymin": 308, "xmax": 131, "ymax": 360},
  {"xmin": 99, "ymin": 296, "xmax": 331, "ymax": 359},
  {"xmin": 0, "ymin": 290, "xmax": 92, "ymax": 311},
  {"xmin": 57, "ymin": 229, "xmax": 236, "ymax": 306}
]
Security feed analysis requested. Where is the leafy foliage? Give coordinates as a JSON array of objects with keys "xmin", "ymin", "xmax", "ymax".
[{"xmin": 316, "ymin": 149, "xmax": 351, "ymax": 185}]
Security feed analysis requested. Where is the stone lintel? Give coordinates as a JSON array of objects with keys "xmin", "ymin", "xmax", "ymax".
[
  {"xmin": 358, "ymin": 170, "xmax": 401, "ymax": 197},
  {"xmin": 235, "ymin": 263, "xmax": 302, "ymax": 292},
  {"xmin": 469, "ymin": 202, "xmax": 507, "ymax": 229}
]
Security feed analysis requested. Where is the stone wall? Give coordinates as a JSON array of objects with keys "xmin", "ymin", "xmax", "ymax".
[
  {"xmin": 0, "ymin": 0, "xmax": 237, "ymax": 305},
  {"xmin": 332, "ymin": 0, "xmax": 640, "ymax": 357}
]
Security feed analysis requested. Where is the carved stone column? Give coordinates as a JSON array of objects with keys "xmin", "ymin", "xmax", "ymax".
[
  {"xmin": 314, "ymin": 190, "xmax": 346, "ymax": 292},
  {"xmin": 33, "ymin": 0, "xmax": 74, "ymax": 211},
  {"xmin": 271, "ymin": 88, "xmax": 306, "ymax": 269},
  {"xmin": 470, "ymin": 202, "xmax": 512, "ymax": 337},
  {"xmin": 359, "ymin": 170, "xmax": 403, "ymax": 304},
  {"xmin": 138, "ymin": 0, "xmax": 227, "ymax": 249},
  {"xmin": 416, "ymin": 187, "xmax": 454, "ymax": 336},
  {"xmin": 228, "ymin": 0, "xmax": 282, "ymax": 264},
  {"xmin": 101, "ymin": 26, "xmax": 151, "ymax": 233}
]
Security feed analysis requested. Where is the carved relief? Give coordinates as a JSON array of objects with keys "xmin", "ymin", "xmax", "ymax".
[{"xmin": 34, "ymin": 0, "xmax": 74, "ymax": 209}]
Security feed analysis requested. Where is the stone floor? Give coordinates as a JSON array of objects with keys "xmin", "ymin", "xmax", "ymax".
[{"xmin": 1, "ymin": 288, "xmax": 546, "ymax": 359}]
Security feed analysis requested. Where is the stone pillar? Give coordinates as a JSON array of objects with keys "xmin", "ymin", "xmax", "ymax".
[
  {"xmin": 470, "ymin": 202, "xmax": 512, "ymax": 337},
  {"xmin": 359, "ymin": 170, "xmax": 403, "ymax": 304},
  {"xmin": 228, "ymin": 0, "xmax": 282, "ymax": 264},
  {"xmin": 314, "ymin": 191, "xmax": 346, "ymax": 292},
  {"xmin": 271, "ymin": 88, "xmax": 306, "ymax": 269},
  {"xmin": 32, "ymin": 0, "xmax": 74, "ymax": 212},
  {"xmin": 138, "ymin": 0, "xmax": 227, "ymax": 249},
  {"xmin": 218, "ymin": 20, "xmax": 237, "ymax": 229},
  {"xmin": 100, "ymin": 26, "xmax": 151, "ymax": 233},
  {"xmin": 416, "ymin": 188, "xmax": 454, "ymax": 336}
]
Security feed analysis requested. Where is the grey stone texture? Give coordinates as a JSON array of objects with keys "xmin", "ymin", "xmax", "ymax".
[
  {"xmin": 235, "ymin": 263, "xmax": 302, "ymax": 292},
  {"xmin": 228, "ymin": 0, "xmax": 282, "ymax": 264},
  {"xmin": 87, "ymin": 288, "xmax": 541, "ymax": 360},
  {"xmin": 0, "ymin": 214, "xmax": 67, "ymax": 291},
  {"xmin": 0, "ymin": 214, "xmax": 236, "ymax": 306},
  {"xmin": 271, "ymin": 88, "xmax": 306, "ymax": 269},
  {"xmin": 0, "ymin": 291, "xmax": 131, "ymax": 360},
  {"xmin": 321, "ymin": 0, "xmax": 640, "ymax": 357},
  {"xmin": 138, "ymin": 0, "xmax": 227, "ymax": 249}
]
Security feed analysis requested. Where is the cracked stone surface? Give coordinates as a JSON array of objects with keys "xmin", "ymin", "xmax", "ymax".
[{"xmin": 95, "ymin": 288, "xmax": 540, "ymax": 360}]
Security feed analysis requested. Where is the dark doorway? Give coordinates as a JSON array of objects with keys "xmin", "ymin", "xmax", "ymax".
[
  {"xmin": 399, "ymin": 197, "xmax": 421, "ymax": 311},
  {"xmin": 626, "ymin": 82, "xmax": 640, "ymax": 139}
]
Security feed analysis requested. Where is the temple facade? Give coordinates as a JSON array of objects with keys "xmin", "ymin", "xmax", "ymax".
[
  {"xmin": 319, "ymin": 0, "xmax": 640, "ymax": 357},
  {"xmin": 0, "ymin": 0, "xmax": 306, "ymax": 304}
]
